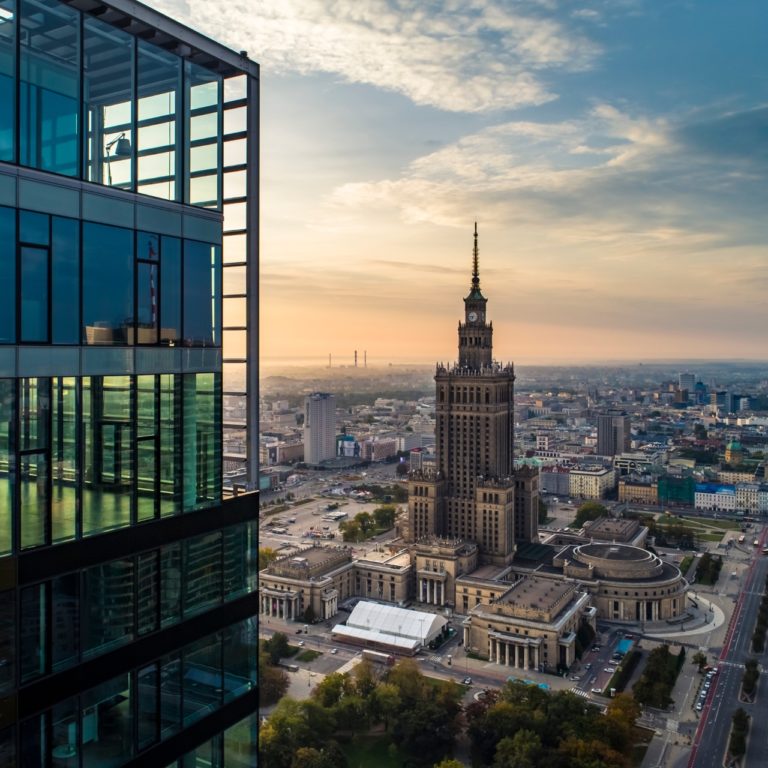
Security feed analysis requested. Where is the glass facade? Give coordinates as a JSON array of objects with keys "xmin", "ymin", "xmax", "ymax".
[{"xmin": 0, "ymin": 1, "xmax": 258, "ymax": 764}]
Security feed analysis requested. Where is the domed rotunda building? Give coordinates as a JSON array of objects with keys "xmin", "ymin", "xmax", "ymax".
[{"xmin": 555, "ymin": 543, "xmax": 687, "ymax": 623}]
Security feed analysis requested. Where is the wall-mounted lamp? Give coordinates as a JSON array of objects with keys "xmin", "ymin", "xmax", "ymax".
[{"xmin": 105, "ymin": 133, "xmax": 132, "ymax": 185}]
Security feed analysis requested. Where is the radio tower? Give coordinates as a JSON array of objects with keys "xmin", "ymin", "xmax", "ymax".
[{"xmin": 354, "ymin": 350, "xmax": 358, "ymax": 367}]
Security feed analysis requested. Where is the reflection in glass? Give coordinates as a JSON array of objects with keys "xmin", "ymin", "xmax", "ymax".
[
  {"xmin": 137, "ymin": 375, "xmax": 158, "ymax": 520},
  {"xmin": 20, "ymin": 584, "xmax": 45, "ymax": 682},
  {"xmin": 183, "ymin": 374, "xmax": 221, "ymax": 511},
  {"xmin": 223, "ymin": 618, "xmax": 256, "ymax": 702},
  {"xmin": 84, "ymin": 16, "xmax": 134, "ymax": 188},
  {"xmin": 185, "ymin": 61, "xmax": 221, "ymax": 208},
  {"xmin": 183, "ymin": 531, "xmax": 222, "ymax": 615},
  {"xmin": 183, "ymin": 632, "xmax": 222, "ymax": 726},
  {"xmin": 159, "ymin": 654, "xmax": 181, "ymax": 737},
  {"xmin": 49, "ymin": 697, "xmax": 78, "ymax": 764},
  {"xmin": 52, "ymin": 377, "xmax": 78, "ymax": 542},
  {"xmin": 81, "ymin": 673, "xmax": 133, "ymax": 768},
  {"xmin": 83, "ymin": 223, "xmax": 133, "ymax": 345},
  {"xmin": 20, "ymin": 0, "xmax": 80, "ymax": 176},
  {"xmin": 183, "ymin": 242, "xmax": 218, "ymax": 347},
  {"xmin": 160, "ymin": 236, "xmax": 181, "ymax": 345},
  {"xmin": 160, "ymin": 374, "xmax": 181, "ymax": 515},
  {"xmin": 82, "ymin": 558, "xmax": 134, "ymax": 657},
  {"xmin": 0, "ymin": 591, "xmax": 14, "ymax": 695},
  {"xmin": 161, "ymin": 543, "xmax": 181, "ymax": 627},
  {"xmin": 0, "ymin": 380, "xmax": 14, "ymax": 555},
  {"xmin": 137, "ymin": 40, "xmax": 180, "ymax": 200},
  {"xmin": 224, "ymin": 713, "xmax": 259, "ymax": 768},
  {"xmin": 223, "ymin": 524, "xmax": 249, "ymax": 602},
  {"xmin": 0, "ymin": 207, "xmax": 14, "ymax": 342},
  {"xmin": 0, "ymin": 0, "xmax": 14, "ymax": 162},
  {"xmin": 19, "ymin": 378, "xmax": 50, "ymax": 549},
  {"xmin": 137, "ymin": 550, "xmax": 158, "ymax": 635},
  {"xmin": 137, "ymin": 663, "xmax": 159, "ymax": 750},
  {"xmin": 52, "ymin": 217, "xmax": 80, "ymax": 344},
  {"xmin": 52, "ymin": 573, "xmax": 79, "ymax": 671},
  {"xmin": 20, "ymin": 246, "xmax": 49, "ymax": 342},
  {"xmin": 82, "ymin": 377, "xmax": 133, "ymax": 535}
]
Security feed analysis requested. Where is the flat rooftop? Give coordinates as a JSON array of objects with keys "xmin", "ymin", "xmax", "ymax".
[
  {"xmin": 500, "ymin": 576, "xmax": 573, "ymax": 611},
  {"xmin": 357, "ymin": 550, "xmax": 411, "ymax": 568}
]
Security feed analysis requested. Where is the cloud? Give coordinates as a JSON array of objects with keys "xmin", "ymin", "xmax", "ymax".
[
  {"xmin": 153, "ymin": 0, "xmax": 600, "ymax": 112},
  {"xmin": 327, "ymin": 103, "xmax": 768, "ymax": 259}
]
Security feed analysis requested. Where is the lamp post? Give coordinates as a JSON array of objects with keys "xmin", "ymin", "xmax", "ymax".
[{"xmin": 104, "ymin": 133, "xmax": 131, "ymax": 186}]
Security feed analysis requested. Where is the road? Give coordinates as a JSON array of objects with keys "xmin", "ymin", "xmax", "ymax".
[{"xmin": 688, "ymin": 527, "xmax": 768, "ymax": 768}]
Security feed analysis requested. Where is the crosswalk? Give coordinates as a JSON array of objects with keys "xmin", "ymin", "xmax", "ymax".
[{"xmin": 570, "ymin": 687, "xmax": 590, "ymax": 698}]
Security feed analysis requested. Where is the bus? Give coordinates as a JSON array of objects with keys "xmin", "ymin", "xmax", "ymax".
[
  {"xmin": 738, "ymin": 535, "xmax": 745, "ymax": 543},
  {"xmin": 362, "ymin": 650, "xmax": 395, "ymax": 666}
]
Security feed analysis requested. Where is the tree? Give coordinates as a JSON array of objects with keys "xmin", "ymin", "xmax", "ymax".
[
  {"xmin": 291, "ymin": 745, "xmax": 347, "ymax": 768},
  {"xmin": 263, "ymin": 632, "xmax": 290, "ymax": 665},
  {"xmin": 258, "ymin": 649, "xmax": 289, "ymax": 707},
  {"xmin": 372, "ymin": 682, "xmax": 401, "ymax": 731},
  {"xmin": 538, "ymin": 498, "xmax": 548, "ymax": 524},
  {"xmin": 303, "ymin": 604, "xmax": 316, "ymax": 624},
  {"xmin": 396, "ymin": 461, "xmax": 409, "ymax": 476},
  {"xmin": 339, "ymin": 520, "xmax": 364, "ymax": 542},
  {"xmin": 352, "ymin": 658, "xmax": 378, "ymax": 699},
  {"xmin": 692, "ymin": 651, "xmax": 707, "ymax": 672},
  {"xmin": 392, "ymin": 699, "xmax": 457, "ymax": 767},
  {"xmin": 373, "ymin": 505, "xmax": 397, "ymax": 529},
  {"xmin": 355, "ymin": 511, "xmax": 374, "ymax": 533},
  {"xmin": 259, "ymin": 546, "xmax": 279, "ymax": 571},
  {"xmin": 573, "ymin": 502, "xmax": 608, "ymax": 528},
  {"xmin": 432, "ymin": 760, "xmax": 464, "ymax": 768},
  {"xmin": 311, "ymin": 672, "xmax": 353, "ymax": 708},
  {"xmin": 334, "ymin": 693, "xmax": 370, "ymax": 733},
  {"xmin": 493, "ymin": 729, "xmax": 541, "ymax": 768}
]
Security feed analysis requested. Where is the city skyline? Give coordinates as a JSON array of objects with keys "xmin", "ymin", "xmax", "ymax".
[{"xmin": 156, "ymin": 0, "xmax": 767, "ymax": 363}]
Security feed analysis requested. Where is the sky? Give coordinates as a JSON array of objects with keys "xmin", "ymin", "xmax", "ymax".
[{"xmin": 157, "ymin": 0, "xmax": 767, "ymax": 366}]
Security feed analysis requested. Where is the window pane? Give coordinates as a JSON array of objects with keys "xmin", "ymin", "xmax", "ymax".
[
  {"xmin": 183, "ymin": 633, "xmax": 222, "ymax": 726},
  {"xmin": 223, "ymin": 618, "xmax": 256, "ymax": 702},
  {"xmin": 51, "ymin": 376, "xmax": 78, "ymax": 543},
  {"xmin": 52, "ymin": 217, "xmax": 80, "ymax": 344},
  {"xmin": 222, "ymin": 232, "xmax": 246, "ymax": 264},
  {"xmin": 0, "ymin": 591, "xmax": 14, "ymax": 695},
  {"xmin": 183, "ymin": 373, "xmax": 221, "ymax": 511},
  {"xmin": 136, "ymin": 261, "xmax": 159, "ymax": 344},
  {"xmin": 137, "ymin": 663, "xmax": 159, "ymax": 750},
  {"xmin": 19, "ymin": 211, "xmax": 49, "ymax": 246},
  {"xmin": 183, "ymin": 241, "xmax": 218, "ymax": 347},
  {"xmin": 52, "ymin": 573, "xmax": 79, "ymax": 671},
  {"xmin": 161, "ymin": 542, "xmax": 181, "ymax": 627},
  {"xmin": 138, "ymin": 40, "xmax": 180, "ymax": 201},
  {"xmin": 0, "ymin": 380, "xmax": 14, "ymax": 556},
  {"xmin": 84, "ymin": 16, "xmax": 134, "ymax": 189},
  {"xmin": 20, "ymin": 584, "xmax": 45, "ymax": 682},
  {"xmin": 20, "ymin": 452, "xmax": 48, "ymax": 548},
  {"xmin": 0, "ymin": 725, "xmax": 14, "ymax": 768},
  {"xmin": 81, "ymin": 673, "xmax": 133, "ymax": 768},
  {"xmin": 137, "ymin": 550, "xmax": 158, "ymax": 634},
  {"xmin": 0, "ymin": 0, "xmax": 14, "ymax": 162},
  {"xmin": 224, "ymin": 713, "xmax": 258, "ymax": 768},
  {"xmin": 0, "ymin": 207, "xmax": 14, "ymax": 342},
  {"xmin": 185, "ymin": 61, "xmax": 221, "ymax": 208},
  {"xmin": 159, "ymin": 373, "xmax": 181, "ymax": 516},
  {"xmin": 19, "ymin": 714, "xmax": 45, "ymax": 768},
  {"xmin": 83, "ymin": 223, "xmax": 133, "ymax": 345},
  {"xmin": 82, "ymin": 558, "xmax": 134, "ymax": 657},
  {"xmin": 20, "ymin": 247, "xmax": 49, "ymax": 342},
  {"xmin": 49, "ymin": 697, "xmax": 78, "ymax": 764},
  {"xmin": 223, "ymin": 169, "xmax": 247, "ymax": 200},
  {"xmin": 160, "ymin": 236, "xmax": 181, "ymax": 344},
  {"xmin": 82, "ymin": 376, "xmax": 133, "ymax": 535},
  {"xmin": 159, "ymin": 654, "xmax": 181, "ymax": 737},
  {"xmin": 137, "ymin": 375, "xmax": 158, "ymax": 521},
  {"xmin": 20, "ymin": 0, "xmax": 80, "ymax": 176},
  {"xmin": 183, "ymin": 531, "xmax": 222, "ymax": 616},
  {"xmin": 223, "ymin": 296, "xmax": 247, "ymax": 329},
  {"xmin": 223, "ymin": 523, "xmax": 249, "ymax": 601}
]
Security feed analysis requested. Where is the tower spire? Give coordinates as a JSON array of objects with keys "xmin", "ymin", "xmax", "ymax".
[{"xmin": 472, "ymin": 222, "xmax": 480, "ymax": 289}]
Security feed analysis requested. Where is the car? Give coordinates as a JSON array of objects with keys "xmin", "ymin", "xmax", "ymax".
[
  {"xmin": 695, "ymin": 703, "xmax": 703, "ymax": 711},
  {"xmin": 591, "ymin": 688, "xmax": 603, "ymax": 694},
  {"xmin": 298, "ymin": 641, "xmax": 305, "ymax": 647},
  {"xmin": 570, "ymin": 675, "xmax": 582, "ymax": 681},
  {"xmin": 604, "ymin": 667, "xmax": 616, "ymax": 673},
  {"xmin": 330, "ymin": 648, "xmax": 338, "ymax": 654},
  {"xmin": 584, "ymin": 663, "xmax": 592, "ymax": 670},
  {"xmin": 463, "ymin": 677, "xmax": 472, "ymax": 685},
  {"xmin": 295, "ymin": 629, "xmax": 304, "ymax": 634}
]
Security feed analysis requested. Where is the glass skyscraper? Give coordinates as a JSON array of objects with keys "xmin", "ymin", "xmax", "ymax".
[{"xmin": 0, "ymin": 0, "xmax": 258, "ymax": 765}]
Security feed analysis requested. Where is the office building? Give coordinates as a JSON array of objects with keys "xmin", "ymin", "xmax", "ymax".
[
  {"xmin": 303, "ymin": 392, "xmax": 336, "ymax": 464},
  {"xmin": 0, "ymin": 1, "xmax": 258, "ymax": 765},
  {"xmin": 678, "ymin": 372, "xmax": 696, "ymax": 394},
  {"xmin": 407, "ymin": 225, "xmax": 538, "ymax": 565},
  {"xmin": 596, "ymin": 413, "xmax": 630, "ymax": 456}
]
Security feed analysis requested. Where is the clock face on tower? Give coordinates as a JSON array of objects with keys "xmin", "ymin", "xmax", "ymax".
[{"xmin": 468, "ymin": 312, "xmax": 478, "ymax": 322}]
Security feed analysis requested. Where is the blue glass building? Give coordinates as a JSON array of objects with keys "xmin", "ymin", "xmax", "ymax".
[{"xmin": 0, "ymin": 0, "xmax": 259, "ymax": 764}]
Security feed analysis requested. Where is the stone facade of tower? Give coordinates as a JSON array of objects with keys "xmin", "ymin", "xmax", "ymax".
[{"xmin": 407, "ymin": 225, "xmax": 536, "ymax": 566}]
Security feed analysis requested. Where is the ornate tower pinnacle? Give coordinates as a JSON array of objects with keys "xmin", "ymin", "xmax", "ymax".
[{"xmin": 472, "ymin": 221, "xmax": 480, "ymax": 290}]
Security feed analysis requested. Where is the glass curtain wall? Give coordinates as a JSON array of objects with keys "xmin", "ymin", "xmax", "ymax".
[
  {"xmin": 19, "ymin": 0, "xmax": 80, "ymax": 176},
  {"xmin": 83, "ymin": 15, "xmax": 134, "ymax": 189},
  {"xmin": 185, "ymin": 62, "xmax": 221, "ymax": 208},
  {"xmin": 0, "ymin": 0, "xmax": 13, "ymax": 161}
]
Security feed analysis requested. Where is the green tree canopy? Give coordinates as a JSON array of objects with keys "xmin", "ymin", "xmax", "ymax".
[{"xmin": 574, "ymin": 502, "xmax": 609, "ymax": 528}]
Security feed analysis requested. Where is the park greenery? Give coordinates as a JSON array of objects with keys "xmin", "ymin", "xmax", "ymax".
[
  {"xmin": 259, "ymin": 658, "xmax": 645, "ymax": 768},
  {"xmin": 340, "ymin": 505, "xmax": 398, "ymax": 542},
  {"xmin": 259, "ymin": 546, "xmax": 279, "ymax": 571},
  {"xmin": 572, "ymin": 501, "xmax": 608, "ymax": 529},
  {"xmin": 694, "ymin": 552, "xmax": 723, "ymax": 586},
  {"xmin": 691, "ymin": 651, "xmax": 708, "ymax": 672},
  {"xmin": 259, "ymin": 634, "xmax": 290, "ymax": 708},
  {"xmin": 728, "ymin": 708, "xmax": 749, "ymax": 760},
  {"xmin": 632, "ymin": 645, "xmax": 685, "ymax": 709}
]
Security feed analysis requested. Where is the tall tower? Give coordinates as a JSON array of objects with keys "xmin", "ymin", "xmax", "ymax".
[
  {"xmin": 407, "ymin": 224, "xmax": 534, "ymax": 566},
  {"xmin": 304, "ymin": 393, "xmax": 337, "ymax": 464}
]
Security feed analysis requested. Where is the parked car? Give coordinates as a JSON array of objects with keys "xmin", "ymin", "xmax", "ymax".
[
  {"xmin": 462, "ymin": 677, "xmax": 472, "ymax": 685},
  {"xmin": 330, "ymin": 648, "xmax": 338, "ymax": 654}
]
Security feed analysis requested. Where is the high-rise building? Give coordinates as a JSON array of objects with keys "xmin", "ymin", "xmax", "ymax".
[
  {"xmin": 597, "ymin": 413, "xmax": 631, "ymax": 456},
  {"xmin": 407, "ymin": 225, "xmax": 538, "ymax": 565},
  {"xmin": 304, "ymin": 392, "xmax": 337, "ymax": 464},
  {"xmin": 679, "ymin": 372, "xmax": 696, "ymax": 393},
  {"xmin": 0, "ymin": 1, "xmax": 258, "ymax": 765}
]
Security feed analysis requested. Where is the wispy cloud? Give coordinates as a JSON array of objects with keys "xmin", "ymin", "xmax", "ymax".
[{"xmin": 154, "ymin": 0, "xmax": 600, "ymax": 112}]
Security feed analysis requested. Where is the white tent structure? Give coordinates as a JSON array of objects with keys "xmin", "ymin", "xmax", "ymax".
[{"xmin": 332, "ymin": 601, "xmax": 448, "ymax": 654}]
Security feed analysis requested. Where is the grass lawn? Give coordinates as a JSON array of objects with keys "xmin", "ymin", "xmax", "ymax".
[
  {"xmin": 295, "ymin": 649, "xmax": 322, "ymax": 662},
  {"xmin": 679, "ymin": 555, "xmax": 694, "ymax": 574},
  {"xmin": 342, "ymin": 734, "xmax": 406, "ymax": 768}
]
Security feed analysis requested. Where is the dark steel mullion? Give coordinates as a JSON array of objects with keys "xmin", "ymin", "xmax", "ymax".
[
  {"xmin": 130, "ymin": 374, "xmax": 137, "ymax": 527},
  {"xmin": 154, "ymin": 374, "xmax": 161, "ymax": 520}
]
